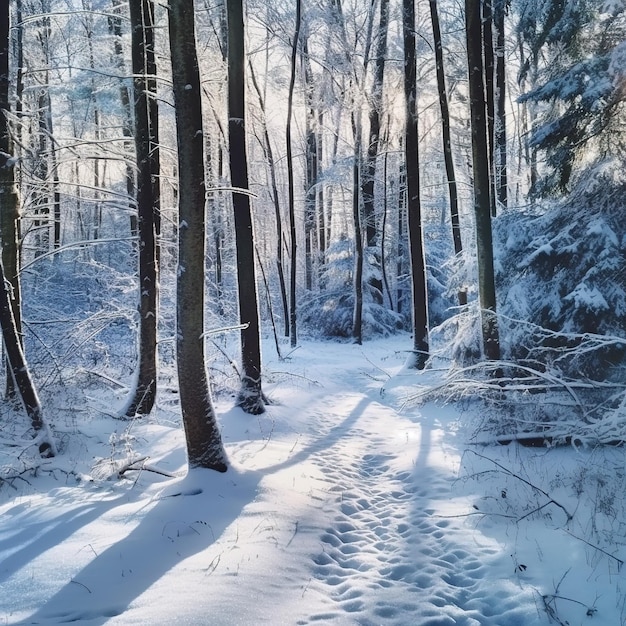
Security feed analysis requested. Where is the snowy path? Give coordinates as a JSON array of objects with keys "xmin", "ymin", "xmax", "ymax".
[
  {"xmin": 263, "ymin": 354, "xmax": 542, "ymax": 626},
  {"xmin": 0, "ymin": 339, "xmax": 551, "ymax": 625}
]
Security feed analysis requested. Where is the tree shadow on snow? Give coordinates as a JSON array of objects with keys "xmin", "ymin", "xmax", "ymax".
[
  {"xmin": 0, "ymin": 494, "xmax": 128, "ymax": 590},
  {"xmin": 264, "ymin": 395, "xmax": 373, "ymax": 475},
  {"xmin": 16, "ymin": 466, "xmax": 259, "ymax": 625}
]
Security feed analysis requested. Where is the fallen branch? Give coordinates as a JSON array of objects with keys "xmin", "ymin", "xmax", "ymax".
[{"xmin": 117, "ymin": 457, "xmax": 175, "ymax": 479}]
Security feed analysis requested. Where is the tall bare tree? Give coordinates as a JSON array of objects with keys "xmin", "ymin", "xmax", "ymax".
[
  {"xmin": 466, "ymin": 0, "xmax": 500, "ymax": 360},
  {"xmin": 286, "ymin": 0, "xmax": 302, "ymax": 348},
  {"xmin": 361, "ymin": 0, "xmax": 389, "ymax": 305},
  {"xmin": 403, "ymin": 0, "xmax": 429, "ymax": 369},
  {"xmin": 0, "ymin": 3, "xmax": 56, "ymax": 456},
  {"xmin": 121, "ymin": 0, "xmax": 160, "ymax": 417},
  {"xmin": 168, "ymin": 0, "xmax": 228, "ymax": 471},
  {"xmin": 494, "ymin": 0, "xmax": 508, "ymax": 209},
  {"xmin": 429, "ymin": 0, "xmax": 466, "ymax": 305},
  {"xmin": 227, "ymin": 0, "xmax": 266, "ymax": 414}
]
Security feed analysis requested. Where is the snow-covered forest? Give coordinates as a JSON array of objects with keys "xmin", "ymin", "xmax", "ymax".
[{"xmin": 2, "ymin": 0, "xmax": 626, "ymax": 624}]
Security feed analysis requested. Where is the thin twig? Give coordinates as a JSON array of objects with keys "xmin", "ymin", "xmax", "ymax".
[
  {"xmin": 467, "ymin": 450, "xmax": 573, "ymax": 522},
  {"xmin": 70, "ymin": 579, "xmax": 92, "ymax": 594},
  {"xmin": 117, "ymin": 457, "xmax": 175, "ymax": 479},
  {"xmin": 562, "ymin": 529, "xmax": 624, "ymax": 570}
]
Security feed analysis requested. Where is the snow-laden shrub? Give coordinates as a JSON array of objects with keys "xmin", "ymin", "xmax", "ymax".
[
  {"xmin": 418, "ymin": 172, "xmax": 626, "ymax": 444},
  {"xmin": 299, "ymin": 236, "xmax": 404, "ymax": 338},
  {"xmin": 299, "ymin": 226, "xmax": 457, "ymax": 340},
  {"xmin": 425, "ymin": 222, "xmax": 459, "ymax": 327},
  {"xmin": 23, "ymin": 256, "xmax": 137, "ymax": 384},
  {"xmin": 495, "ymin": 172, "xmax": 626, "ymax": 379}
]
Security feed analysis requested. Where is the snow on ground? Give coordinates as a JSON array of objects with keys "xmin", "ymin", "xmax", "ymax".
[{"xmin": 1, "ymin": 335, "xmax": 626, "ymax": 625}]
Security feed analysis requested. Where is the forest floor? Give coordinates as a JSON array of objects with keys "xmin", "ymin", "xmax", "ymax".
[{"xmin": 1, "ymin": 335, "xmax": 626, "ymax": 625}]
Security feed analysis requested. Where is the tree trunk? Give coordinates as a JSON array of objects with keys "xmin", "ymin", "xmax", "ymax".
[
  {"xmin": 316, "ymin": 114, "xmax": 326, "ymax": 266},
  {"xmin": 380, "ymin": 147, "xmax": 393, "ymax": 310},
  {"xmin": 466, "ymin": 0, "xmax": 501, "ymax": 360},
  {"xmin": 482, "ymin": 0, "xmax": 497, "ymax": 216},
  {"xmin": 302, "ymin": 38, "xmax": 318, "ymax": 292},
  {"xmin": 286, "ymin": 0, "xmax": 301, "ymax": 348},
  {"xmin": 168, "ymin": 0, "xmax": 228, "ymax": 471},
  {"xmin": 122, "ymin": 0, "xmax": 160, "ymax": 418},
  {"xmin": 227, "ymin": 0, "xmax": 265, "ymax": 414},
  {"xmin": 361, "ymin": 0, "xmax": 389, "ymax": 305},
  {"xmin": 248, "ymin": 60, "xmax": 289, "ymax": 338},
  {"xmin": 494, "ymin": 0, "xmax": 508, "ymax": 210},
  {"xmin": 397, "ymin": 152, "xmax": 406, "ymax": 316},
  {"xmin": 403, "ymin": 0, "xmax": 429, "ymax": 369},
  {"xmin": 429, "ymin": 0, "xmax": 466, "ymax": 306},
  {"xmin": 0, "ymin": 3, "xmax": 55, "ymax": 456},
  {"xmin": 83, "ymin": 1, "xmax": 103, "ymax": 245},
  {"xmin": 3, "ymin": 2, "xmax": 22, "ymax": 400},
  {"xmin": 352, "ymin": 113, "xmax": 363, "ymax": 345}
]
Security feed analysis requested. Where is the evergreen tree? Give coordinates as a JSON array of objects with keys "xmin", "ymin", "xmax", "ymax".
[{"xmin": 517, "ymin": 0, "xmax": 626, "ymax": 195}]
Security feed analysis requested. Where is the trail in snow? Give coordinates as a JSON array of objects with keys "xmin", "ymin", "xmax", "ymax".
[
  {"xmin": 0, "ymin": 338, "xmax": 566, "ymax": 625},
  {"xmin": 274, "ymin": 360, "xmax": 543, "ymax": 626}
]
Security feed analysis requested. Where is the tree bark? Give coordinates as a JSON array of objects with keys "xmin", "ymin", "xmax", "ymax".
[
  {"xmin": 361, "ymin": 0, "xmax": 389, "ymax": 306},
  {"xmin": 248, "ymin": 61, "xmax": 289, "ymax": 338},
  {"xmin": 352, "ymin": 113, "xmax": 363, "ymax": 345},
  {"xmin": 429, "ymin": 0, "xmax": 466, "ymax": 306},
  {"xmin": 168, "ymin": 0, "xmax": 228, "ymax": 471},
  {"xmin": 122, "ymin": 0, "xmax": 160, "ymax": 417},
  {"xmin": 286, "ymin": 0, "xmax": 301, "ymax": 349},
  {"xmin": 403, "ymin": 0, "xmax": 429, "ymax": 369},
  {"xmin": 466, "ymin": 0, "xmax": 501, "ymax": 360},
  {"xmin": 227, "ymin": 0, "xmax": 265, "ymax": 414},
  {"xmin": 0, "ymin": 3, "xmax": 55, "ymax": 456}
]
